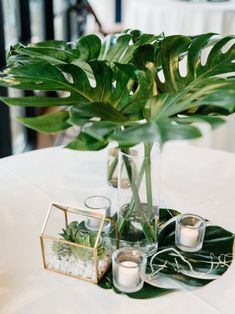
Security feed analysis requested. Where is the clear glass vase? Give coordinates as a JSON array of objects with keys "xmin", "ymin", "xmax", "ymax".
[
  {"xmin": 117, "ymin": 143, "xmax": 161, "ymax": 256},
  {"xmin": 107, "ymin": 146, "xmax": 137, "ymax": 188}
]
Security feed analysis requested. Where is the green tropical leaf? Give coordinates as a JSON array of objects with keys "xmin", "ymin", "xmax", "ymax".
[
  {"xmin": 98, "ymin": 267, "xmax": 172, "ymax": 299},
  {"xmin": 98, "ymin": 208, "xmax": 234, "ymax": 298},
  {"xmin": 65, "ymin": 133, "xmax": 107, "ymax": 151},
  {"xmin": 100, "ymin": 34, "xmax": 132, "ymax": 62},
  {"xmin": 145, "ymin": 78, "xmax": 235, "ymax": 122},
  {"xmin": 7, "ymin": 40, "xmax": 76, "ymax": 66},
  {"xmin": 0, "ymin": 60, "xmax": 154, "ymax": 123},
  {"xmin": 17, "ymin": 111, "xmax": 71, "ymax": 133},
  {"xmin": 0, "ymin": 61, "xmax": 72, "ymax": 91},
  {"xmin": 110, "ymin": 120, "xmax": 201, "ymax": 146},
  {"xmin": 1, "ymin": 31, "xmax": 235, "ymax": 148},
  {"xmin": 172, "ymin": 115, "xmax": 225, "ymax": 129},
  {"xmin": 155, "ymin": 34, "xmax": 235, "ymax": 93},
  {"xmin": 15, "ymin": 46, "xmax": 75, "ymax": 64},
  {"xmin": 115, "ymin": 65, "xmax": 155, "ymax": 116},
  {"xmin": 159, "ymin": 208, "xmax": 180, "ymax": 225},
  {"xmin": 99, "ymin": 30, "xmax": 159, "ymax": 64},
  {"xmin": 156, "ymin": 35, "xmax": 192, "ymax": 93},
  {"xmin": 6, "ymin": 30, "xmax": 160, "ymax": 69},
  {"xmin": 76, "ymin": 35, "xmax": 101, "ymax": 62},
  {"xmin": 153, "ymin": 215, "xmax": 234, "ymax": 287},
  {"xmin": 69, "ymin": 102, "xmax": 128, "ymax": 123},
  {"xmin": 126, "ymin": 283, "xmax": 172, "ymax": 299},
  {"xmin": 0, "ymin": 95, "xmax": 78, "ymax": 107},
  {"xmin": 82, "ymin": 121, "xmax": 118, "ymax": 142}
]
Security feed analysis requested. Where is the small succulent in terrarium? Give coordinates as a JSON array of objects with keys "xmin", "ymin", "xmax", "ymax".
[
  {"xmin": 53, "ymin": 221, "xmax": 106, "ymax": 261},
  {"xmin": 52, "ymin": 241, "xmax": 72, "ymax": 260},
  {"xmin": 41, "ymin": 203, "xmax": 116, "ymax": 282},
  {"xmin": 49, "ymin": 220, "xmax": 112, "ymax": 280}
]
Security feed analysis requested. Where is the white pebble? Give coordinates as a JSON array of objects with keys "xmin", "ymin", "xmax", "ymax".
[
  {"xmin": 86, "ymin": 260, "xmax": 94, "ymax": 267},
  {"xmin": 54, "ymin": 260, "xmax": 61, "ymax": 270},
  {"xmin": 98, "ymin": 260, "xmax": 106, "ymax": 269},
  {"xmin": 48, "ymin": 256, "xmax": 58, "ymax": 269},
  {"xmin": 70, "ymin": 256, "xmax": 77, "ymax": 263},
  {"xmin": 84, "ymin": 263, "xmax": 93, "ymax": 278},
  {"xmin": 77, "ymin": 265, "xmax": 84, "ymax": 276}
]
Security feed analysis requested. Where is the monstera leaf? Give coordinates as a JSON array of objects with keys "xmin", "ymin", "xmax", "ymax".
[
  {"xmin": 7, "ymin": 30, "xmax": 159, "ymax": 69},
  {"xmin": 1, "ymin": 31, "xmax": 235, "ymax": 149},
  {"xmin": 0, "ymin": 60, "xmax": 154, "ymax": 132},
  {"xmin": 155, "ymin": 34, "xmax": 235, "ymax": 92},
  {"xmin": 149, "ymin": 213, "xmax": 234, "ymax": 288},
  {"xmin": 98, "ymin": 208, "xmax": 234, "ymax": 299}
]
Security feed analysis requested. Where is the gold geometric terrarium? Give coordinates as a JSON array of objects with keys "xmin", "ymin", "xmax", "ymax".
[{"xmin": 40, "ymin": 202, "xmax": 117, "ymax": 283}]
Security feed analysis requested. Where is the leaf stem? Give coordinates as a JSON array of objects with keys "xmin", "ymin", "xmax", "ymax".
[
  {"xmin": 118, "ymin": 145, "xmax": 156, "ymax": 243},
  {"xmin": 107, "ymin": 154, "xmax": 118, "ymax": 182}
]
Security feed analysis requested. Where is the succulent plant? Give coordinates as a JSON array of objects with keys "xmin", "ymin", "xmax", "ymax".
[
  {"xmin": 60, "ymin": 221, "xmax": 81, "ymax": 242},
  {"xmin": 52, "ymin": 241, "xmax": 72, "ymax": 259},
  {"xmin": 60, "ymin": 221, "xmax": 105, "ymax": 261}
]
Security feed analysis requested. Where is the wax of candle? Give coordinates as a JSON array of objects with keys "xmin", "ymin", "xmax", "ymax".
[
  {"xmin": 118, "ymin": 261, "xmax": 139, "ymax": 287},
  {"xmin": 180, "ymin": 227, "xmax": 199, "ymax": 247}
]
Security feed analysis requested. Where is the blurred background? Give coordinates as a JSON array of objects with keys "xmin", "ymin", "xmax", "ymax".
[{"xmin": 0, "ymin": 0, "xmax": 235, "ymax": 158}]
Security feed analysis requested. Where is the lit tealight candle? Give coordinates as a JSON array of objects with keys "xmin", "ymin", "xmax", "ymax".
[
  {"xmin": 180, "ymin": 227, "xmax": 199, "ymax": 247},
  {"xmin": 118, "ymin": 261, "xmax": 139, "ymax": 287},
  {"xmin": 112, "ymin": 248, "xmax": 146, "ymax": 293},
  {"xmin": 175, "ymin": 213, "xmax": 206, "ymax": 252}
]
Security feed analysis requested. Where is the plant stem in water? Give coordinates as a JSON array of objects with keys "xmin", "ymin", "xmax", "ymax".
[{"xmin": 118, "ymin": 146, "xmax": 156, "ymax": 243}]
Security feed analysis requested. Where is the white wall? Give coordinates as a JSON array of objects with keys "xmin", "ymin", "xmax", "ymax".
[
  {"xmin": 191, "ymin": 114, "xmax": 235, "ymax": 153},
  {"xmin": 86, "ymin": 0, "xmax": 116, "ymax": 33}
]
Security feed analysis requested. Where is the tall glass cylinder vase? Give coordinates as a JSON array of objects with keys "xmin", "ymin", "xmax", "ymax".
[{"xmin": 117, "ymin": 143, "xmax": 161, "ymax": 256}]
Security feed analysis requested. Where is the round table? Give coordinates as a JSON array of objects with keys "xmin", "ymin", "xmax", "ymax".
[{"xmin": 0, "ymin": 143, "xmax": 234, "ymax": 313}]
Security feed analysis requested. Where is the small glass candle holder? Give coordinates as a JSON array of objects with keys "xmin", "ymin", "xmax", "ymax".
[
  {"xmin": 84, "ymin": 196, "xmax": 111, "ymax": 231},
  {"xmin": 175, "ymin": 213, "xmax": 206, "ymax": 252},
  {"xmin": 112, "ymin": 248, "xmax": 147, "ymax": 293}
]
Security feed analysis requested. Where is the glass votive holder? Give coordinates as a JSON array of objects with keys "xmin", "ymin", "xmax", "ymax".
[
  {"xmin": 175, "ymin": 213, "xmax": 206, "ymax": 252},
  {"xmin": 84, "ymin": 195, "xmax": 111, "ymax": 231},
  {"xmin": 112, "ymin": 248, "xmax": 147, "ymax": 293}
]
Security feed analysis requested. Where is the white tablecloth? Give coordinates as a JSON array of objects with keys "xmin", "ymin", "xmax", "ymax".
[
  {"xmin": 123, "ymin": 0, "xmax": 235, "ymax": 35},
  {"xmin": 0, "ymin": 144, "xmax": 234, "ymax": 313}
]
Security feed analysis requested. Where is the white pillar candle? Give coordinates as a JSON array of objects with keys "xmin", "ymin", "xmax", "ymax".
[
  {"xmin": 118, "ymin": 261, "xmax": 139, "ymax": 287},
  {"xmin": 180, "ymin": 227, "xmax": 199, "ymax": 247}
]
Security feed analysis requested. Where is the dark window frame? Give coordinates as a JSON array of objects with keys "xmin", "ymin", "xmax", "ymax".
[
  {"xmin": 115, "ymin": 0, "xmax": 122, "ymax": 23},
  {"xmin": 1, "ymin": 0, "xmax": 117, "ymax": 157},
  {"xmin": 0, "ymin": 0, "xmax": 12, "ymax": 157}
]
